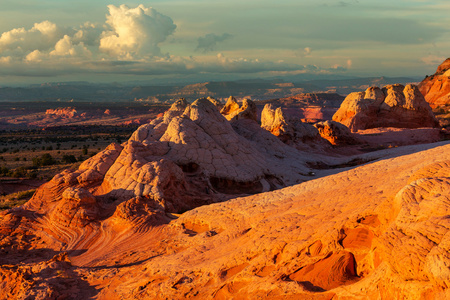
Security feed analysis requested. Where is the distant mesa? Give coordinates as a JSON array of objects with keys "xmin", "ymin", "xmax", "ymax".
[
  {"xmin": 419, "ymin": 58, "xmax": 450, "ymax": 108},
  {"xmin": 332, "ymin": 84, "xmax": 439, "ymax": 132},
  {"xmin": 261, "ymin": 92, "xmax": 345, "ymax": 109}
]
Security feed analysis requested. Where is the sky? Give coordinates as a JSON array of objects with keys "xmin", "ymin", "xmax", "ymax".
[{"xmin": 0, "ymin": 0, "xmax": 449, "ymax": 85}]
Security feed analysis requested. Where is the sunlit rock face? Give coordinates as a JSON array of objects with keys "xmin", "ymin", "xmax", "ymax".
[
  {"xmin": 220, "ymin": 96, "xmax": 258, "ymax": 122},
  {"xmin": 314, "ymin": 120, "xmax": 361, "ymax": 146},
  {"xmin": 333, "ymin": 85, "xmax": 439, "ymax": 132},
  {"xmin": 419, "ymin": 58, "xmax": 450, "ymax": 108},
  {"xmin": 4, "ymin": 142, "xmax": 450, "ymax": 299}
]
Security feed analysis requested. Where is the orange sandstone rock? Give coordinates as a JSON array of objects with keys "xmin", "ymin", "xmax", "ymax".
[
  {"xmin": 333, "ymin": 85, "xmax": 439, "ymax": 132},
  {"xmin": 2, "ymin": 97, "xmax": 450, "ymax": 299},
  {"xmin": 220, "ymin": 96, "xmax": 258, "ymax": 122},
  {"xmin": 419, "ymin": 58, "xmax": 450, "ymax": 108},
  {"xmin": 314, "ymin": 120, "xmax": 361, "ymax": 146}
]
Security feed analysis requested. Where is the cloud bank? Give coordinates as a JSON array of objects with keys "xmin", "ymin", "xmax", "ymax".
[{"xmin": 0, "ymin": 4, "xmax": 351, "ymax": 80}]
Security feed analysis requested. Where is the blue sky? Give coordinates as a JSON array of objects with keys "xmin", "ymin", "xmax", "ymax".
[{"xmin": 0, "ymin": 0, "xmax": 449, "ymax": 84}]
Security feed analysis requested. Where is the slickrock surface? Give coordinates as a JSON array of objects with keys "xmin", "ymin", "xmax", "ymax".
[
  {"xmin": 333, "ymin": 85, "xmax": 439, "ymax": 132},
  {"xmin": 1, "ymin": 140, "xmax": 450, "ymax": 299},
  {"xmin": 356, "ymin": 127, "xmax": 442, "ymax": 148},
  {"xmin": 2, "ymin": 95, "xmax": 450, "ymax": 299},
  {"xmin": 419, "ymin": 58, "xmax": 450, "ymax": 107}
]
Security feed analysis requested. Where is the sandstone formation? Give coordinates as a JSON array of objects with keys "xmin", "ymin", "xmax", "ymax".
[
  {"xmin": 0, "ymin": 98, "xmax": 324, "ymax": 258},
  {"xmin": 1, "ymin": 140, "xmax": 450, "ymax": 299},
  {"xmin": 314, "ymin": 120, "xmax": 361, "ymax": 146},
  {"xmin": 333, "ymin": 84, "xmax": 439, "ymax": 132},
  {"xmin": 207, "ymin": 96, "xmax": 223, "ymax": 110},
  {"xmin": 419, "ymin": 58, "xmax": 450, "ymax": 107},
  {"xmin": 2, "ymin": 93, "xmax": 450, "ymax": 299},
  {"xmin": 220, "ymin": 96, "xmax": 258, "ymax": 122},
  {"xmin": 261, "ymin": 104, "xmax": 329, "ymax": 149}
]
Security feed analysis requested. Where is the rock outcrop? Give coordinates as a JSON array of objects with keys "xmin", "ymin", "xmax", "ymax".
[
  {"xmin": 206, "ymin": 96, "xmax": 223, "ymax": 110},
  {"xmin": 220, "ymin": 96, "xmax": 258, "ymax": 122},
  {"xmin": 314, "ymin": 120, "xmax": 361, "ymax": 146},
  {"xmin": 261, "ymin": 104, "xmax": 329, "ymax": 149},
  {"xmin": 333, "ymin": 84, "xmax": 439, "ymax": 132},
  {"xmin": 419, "ymin": 58, "xmax": 450, "ymax": 107}
]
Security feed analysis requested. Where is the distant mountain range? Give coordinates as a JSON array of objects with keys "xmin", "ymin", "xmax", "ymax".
[{"xmin": 0, "ymin": 76, "xmax": 421, "ymax": 103}]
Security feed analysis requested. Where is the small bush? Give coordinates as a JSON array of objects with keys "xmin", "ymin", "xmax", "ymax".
[
  {"xmin": 11, "ymin": 167, "xmax": 27, "ymax": 178},
  {"xmin": 32, "ymin": 153, "xmax": 56, "ymax": 167},
  {"xmin": 61, "ymin": 154, "xmax": 77, "ymax": 164}
]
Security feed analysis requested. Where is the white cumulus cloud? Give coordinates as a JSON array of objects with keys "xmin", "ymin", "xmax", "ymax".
[
  {"xmin": 99, "ymin": 4, "xmax": 176, "ymax": 59},
  {"xmin": 50, "ymin": 35, "xmax": 91, "ymax": 58},
  {"xmin": 73, "ymin": 22, "xmax": 104, "ymax": 47},
  {"xmin": 0, "ymin": 21, "xmax": 68, "ymax": 56}
]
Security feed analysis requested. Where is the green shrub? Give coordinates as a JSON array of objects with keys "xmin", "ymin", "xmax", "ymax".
[
  {"xmin": 32, "ymin": 153, "xmax": 55, "ymax": 167},
  {"xmin": 61, "ymin": 154, "xmax": 77, "ymax": 164},
  {"xmin": 11, "ymin": 167, "xmax": 27, "ymax": 178}
]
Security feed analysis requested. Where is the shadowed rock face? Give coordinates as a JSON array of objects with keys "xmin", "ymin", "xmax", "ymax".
[
  {"xmin": 333, "ymin": 84, "xmax": 439, "ymax": 132},
  {"xmin": 419, "ymin": 58, "xmax": 450, "ymax": 108}
]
